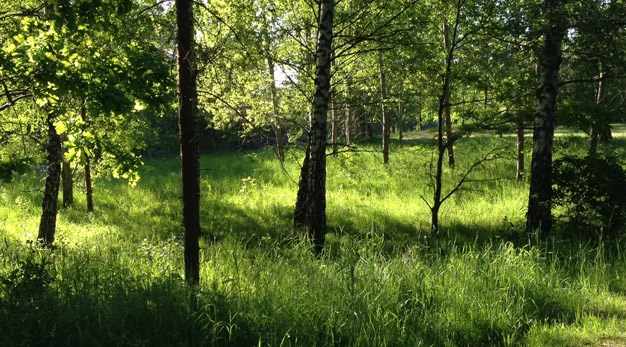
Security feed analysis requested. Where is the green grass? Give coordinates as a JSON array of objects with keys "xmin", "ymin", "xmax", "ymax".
[{"xmin": 1, "ymin": 132, "xmax": 626, "ymax": 346}]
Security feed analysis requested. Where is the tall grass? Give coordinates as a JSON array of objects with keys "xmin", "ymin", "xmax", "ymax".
[{"xmin": 1, "ymin": 134, "xmax": 626, "ymax": 346}]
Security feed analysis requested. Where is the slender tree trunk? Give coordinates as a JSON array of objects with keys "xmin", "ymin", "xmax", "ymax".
[
  {"xmin": 294, "ymin": 148, "xmax": 310, "ymax": 228},
  {"xmin": 589, "ymin": 127, "xmax": 599, "ymax": 158},
  {"xmin": 85, "ymin": 157, "xmax": 93, "ymax": 212},
  {"xmin": 176, "ymin": 0, "xmax": 200, "ymax": 285},
  {"xmin": 80, "ymin": 103, "xmax": 94, "ymax": 212},
  {"xmin": 345, "ymin": 77, "xmax": 353, "ymax": 146},
  {"xmin": 61, "ymin": 156, "xmax": 73, "ymax": 207},
  {"xmin": 331, "ymin": 91, "xmax": 339, "ymax": 156},
  {"xmin": 37, "ymin": 112, "xmax": 62, "ymax": 245},
  {"xmin": 526, "ymin": 0, "xmax": 565, "ymax": 236},
  {"xmin": 589, "ymin": 70, "xmax": 604, "ymax": 157},
  {"xmin": 293, "ymin": 0, "xmax": 334, "ymax": 254},
  {"xmin": 430, "ymin": 9, "xmax": 460, "ymax": 235},
  {"xmin": 378, "ymin": 52, "xmax": 390, "ymax": 164},
  {"xmin": 398, "ymin": 80, "xmax": 405, "ymax": 143},
  {"xmin": 442, "ymin": 17, "xmax": 455, "ymax": 169},
  {"xmin": 266, "ymin": 54, "xmax": 285, "ymax": 162},
  {"xmin": 516, "ymin": 121, "xmax": 525, "ymax": 181}
]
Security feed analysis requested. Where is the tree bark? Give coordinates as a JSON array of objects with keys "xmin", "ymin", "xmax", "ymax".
[
  {"xmin": 442, "ymin": 17, "xmax": 455, "ymax": 169},
  {"xmin": 516, "ymin": 121, "xmax": 525, "ymax": 181},
  {"xmin": 37, "ymin": 112, "xmax": 62, "ymax": 246},
  {"xmin": 176, "ymin": 0, "xmax": 200, "ymax": 285},
  {"xmin": 294, "ymin": 147, "xmax": 310, "ymax": 228},
  {"xmin": 62, "ymin": 156, "xmax": 73, "ymax": 208},
  {"xmin": 345, "ymin": 77, "xmax": 354, "ymax": 146},
  {"xmin": 80, "ymin": 103, "xmax": 94, "ymax": 212},
  {"xmin": 85, "ymin": 157, "xmax": 94, "ymax": 212},
  {"xmin": 430, "ymin": 8, "xmax": 460, "ymax": 236},
  {"xmin": 293, "ymin": 0, "xmax": 334, "ymax": 254},
  {"xmin": 331, "ymin": 90, "xmax": 339, "ymax": 156},
  {"xmin": 526, "ymin": 0, "xmax": 565, "ymax": 236},
  {"xmin": 378, "ymin": 52, "xmax": 390, "ymax": 164}
]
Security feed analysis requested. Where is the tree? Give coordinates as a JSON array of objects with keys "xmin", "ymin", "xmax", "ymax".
[
  {"xmin": 526, "ymin": 0, "xmax": 567, "ymax": 236},
  {"xmin": 294, "ymin": 0, "xmax": 335, "ymax": 254},
  {"xmin": 175, "ymin": 0, "xmax": 201, "ymax": 285},
  {"xmin": 1, "ymin": 0, "xmax": 172, "ymax": 244}
]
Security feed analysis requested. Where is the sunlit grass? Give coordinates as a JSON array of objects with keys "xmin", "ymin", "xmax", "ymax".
[{"xmin": 1, "ymin": 130, "xmax": 626, "ymax": 345}]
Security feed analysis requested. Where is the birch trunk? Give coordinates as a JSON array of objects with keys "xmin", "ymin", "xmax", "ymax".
[
  {"xmin": 37, "ymin": 113, "xmax": 62, "ymax": 245},
  {"xmin": 294, "ymin": 0, "xmax": 335, "ymax": 254},
  {"xmin": 526, "ymin": 0, "xmax": 566, "ymax": 236}
]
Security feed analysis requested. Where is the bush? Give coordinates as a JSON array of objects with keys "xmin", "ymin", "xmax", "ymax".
[
  {"xmin": 552, "ymin": 155, "xmax": 626, "ymax": 236},
  {"xmin": 0, "ymin": 157, "xmax": 31, "ymax": 183}
]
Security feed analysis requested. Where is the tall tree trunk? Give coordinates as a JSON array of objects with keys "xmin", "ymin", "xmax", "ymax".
[
  {"xmin": 526, "ymin": 0, "xmax": 565, "ymax": 236},
  {"xmin": 331, "ymin": 91, "xmax": 339, "ymax": 156},
  {"xmin": 266, "ymin": 54, "xmax": 285, "ymax": 162},
  {"xmin": 516, "ymin": 121, "xmax": 525, "ymax": 181},
  {"xmin": 398, "ymin": 80, "xmax": 405, "ymax": 143},
  {"xmin": 80, "ymin": 103, "xmax": 94, "ymax": 212},
  {"xmin": 378, "ymin": 52, "xmax": 390, "ymax": 164},
  {"xmin": 442, "ymin": 17, "xmax": 455, "ymax": 169},
  {"xmin": 293, "ymin": 0, "xmax": 334, "ymax": 254},
  {"xmin": 430, "ymin": 9, "xmax": 461, "ymax": 236},
  {"xmin": 345, "ymin": 77, "xmax": 354, "ymax": 146},
  {"xmin": 294, "ymin": 148, "xmax": 310, "ymax": 228},
  {"xmin": 589, "ymin": 70, "xmax": 604, "ymax": 157},
  {"xmin": 85, "ymin": 156, "xmax": 93, "ymax": 212},
  {"xmin": 176, "ymin": 0, "xmax": 200, "ymax": 285},
  {"xmin": 37, "ymin": 112, "xmax": 62, "ymax": 245},
  {"xmin": 61, "ymin": 156, "xmax": 73, "ymax": 207}
]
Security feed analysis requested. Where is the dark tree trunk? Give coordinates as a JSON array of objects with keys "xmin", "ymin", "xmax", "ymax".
[
  {"xmin": 589, "ymin": 126, "xmax": 599, "ymax": 157},
  {"xmin": 331, "ymin": 92, "xmax": 339, "ymax": 156},
  {"xmin": 398, "ymin": 81, "xmax": 405, "ymax": 143},
  {"xmin": 526, "ymin": 0, "xmax": 565, "ymax": 236},
  {"xmin": 442, "ymin": 17, "xmax": 455, "ymax": 169},
  {"xmin": 37, "ymin": 113, "xmax": 62, "ymax": 246},
  {"xmin": 62, "ymin": 157, "xmax": 73, "ymax": 207},
  {"xmin": 599, "ymin": 125, "xmax": 612, "ymax": 142},
  {"xmin": 294, "ymin": 147, "xmax": 310, "ymax": 228},
  {"xmin": 293, "ymin": 0, "xmax": 334, "ymax": 254},
  {"xmin": 80, "ymin": 104, "xmax": 94, "ymax": 212},
  {"xmin": 378, "ymin": 52, "xmax": 390, "ymax": 164},
  {"xmin": 176, "ymin": 0, "xmax": 201, "ymax": 285},
  {"xmin": 430, "ymin": 9, "xmax": 460, "ymax": 236},
  {"xmin": 589, "ymin": 70, "xmax": 604, "ymax": 157},
  {"xmin": 516, "ymin": 121, "xmax": 525, "ymax": 181},
  {"xmin": 85, "ymin": 157, "xmax": 93, "ymax": 212}
]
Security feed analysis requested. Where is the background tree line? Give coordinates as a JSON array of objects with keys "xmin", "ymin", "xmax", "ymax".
[{"xmin": 1, "ymin": 0, "xmax": 625, "ymax": 284}]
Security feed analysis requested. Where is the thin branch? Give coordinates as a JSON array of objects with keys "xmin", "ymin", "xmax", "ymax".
[{"xmin": 439, "ymin": 147, "xmax": 507, "ymax": 205}]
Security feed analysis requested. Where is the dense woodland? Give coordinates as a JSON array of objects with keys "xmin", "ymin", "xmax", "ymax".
[{"xmin": 1, "ymin": 0, "xmax": 626, "ymax": 345}]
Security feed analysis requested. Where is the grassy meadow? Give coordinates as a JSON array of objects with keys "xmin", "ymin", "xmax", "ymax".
[{"xmin": 2, "ymin": 130, "xmax": 626, "ymax": 346}]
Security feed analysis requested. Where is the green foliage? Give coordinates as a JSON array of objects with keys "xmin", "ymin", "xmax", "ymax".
[
  {"xmin": 1, "ymin": 134, "xmax": 626, "ymax": 345},
  {"xmin": 0, "ymin": 156, "xmax": 31, "ymax": 182},
  {"xmin": 552, "ymin": 155, "xmax": 626, "ymax": 237}
]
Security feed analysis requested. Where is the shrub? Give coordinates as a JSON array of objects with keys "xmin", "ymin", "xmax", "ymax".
[{"xmin": 552, "ymin": 155, "xmax": 626, "ymax": 236}]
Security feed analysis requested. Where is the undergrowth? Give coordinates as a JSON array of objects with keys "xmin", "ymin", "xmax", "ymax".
[{"xmin": 1, "ymin": 134, "xmax": 626, "ymax": 346}]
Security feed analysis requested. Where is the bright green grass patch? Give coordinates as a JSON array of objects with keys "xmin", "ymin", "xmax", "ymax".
[{"xmin": 1, "ymin": 133, "xmax": 626, "ymax": 346}]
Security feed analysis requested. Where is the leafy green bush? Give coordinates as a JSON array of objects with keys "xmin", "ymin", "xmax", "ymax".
[
  {"xmin": 0, "ymin": 157, "xmax": 31, "ymax": 183},
  {"xmin": 552, "ymin": 155, "xmax": 626, "ymax": 236}
]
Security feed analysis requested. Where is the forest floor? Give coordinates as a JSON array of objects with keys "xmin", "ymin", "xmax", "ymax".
[{"xmin": 1, "ymin": 128, "xmax": 626, "ymax": 346}]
